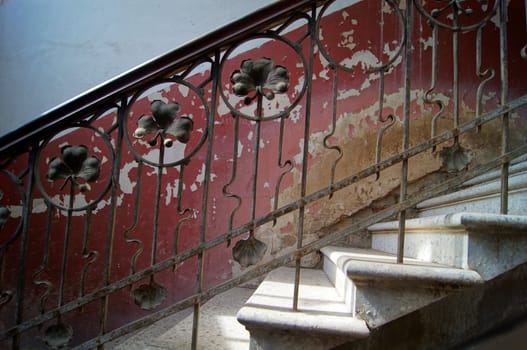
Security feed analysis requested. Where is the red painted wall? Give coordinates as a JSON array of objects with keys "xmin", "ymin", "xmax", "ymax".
[{"xmin": 1, "ymin": 1, "xmax": 526, "ymax": 347}]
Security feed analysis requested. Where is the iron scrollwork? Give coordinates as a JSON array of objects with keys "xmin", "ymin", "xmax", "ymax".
[{"xmin": 228, "ymin": 57, "xmax": 291, "ymax": 267}]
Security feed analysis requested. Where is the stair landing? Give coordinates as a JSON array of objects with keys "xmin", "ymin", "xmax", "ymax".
[{"xmin": 108, "ymin": 287, "xmax": 254, "ymax": 350}]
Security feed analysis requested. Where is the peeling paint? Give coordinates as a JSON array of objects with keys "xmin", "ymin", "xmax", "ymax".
[
  {"xmin": 420, "ymin": 36, "xmax": 434, "ymax": 51},
  {"xmin": 32, "ymin": 198, "xmax": 47, "ymax": 214},
  {"xmin": 178, "ymin": 84, "xmax": 190, "ymax": 97},
  {"xmin": 237, "ymin": 141, "xmax": 244, "ymax": 158},
  {"xmin": 147, "ymin": 91, "xmax": 169, "ymax": 104},
  {"xmin": 340, "ymin": 50, "xmax": 380, "ymax": 71},
  {"xmin": 7, "ymin": 205, "xmax": 22, "ymax": 218},
  {"xmin": 119, "ymin": 162, "xmax": 138, "ymax": 194},
  {"xmin": 338, "ymin": 30, "xmax": 356, "ymax": 51}
]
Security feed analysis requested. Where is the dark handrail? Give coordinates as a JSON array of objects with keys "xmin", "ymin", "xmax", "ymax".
[{"xmin": 0, "ymin": 0, "xmax": 318, "ymax": 157}]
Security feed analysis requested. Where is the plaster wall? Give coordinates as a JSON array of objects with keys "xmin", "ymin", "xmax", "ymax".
[{"xmin": 0, "ymin": 0, "xmax": 526, "ymax": 348}]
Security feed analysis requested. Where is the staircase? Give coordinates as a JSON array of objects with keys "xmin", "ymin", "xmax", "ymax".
[{"xmin": 234, "ymin": 157, "xmax": 527, "ymax": 349}]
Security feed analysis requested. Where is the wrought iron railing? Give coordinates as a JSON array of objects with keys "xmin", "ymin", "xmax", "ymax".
[{"xmin": 1, "ymin": 0, "xmax": 526, "ymax": 349}]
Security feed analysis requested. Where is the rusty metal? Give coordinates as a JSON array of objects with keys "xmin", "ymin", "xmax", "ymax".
[
  {"xmin": 499, "ymin": 0, "xmax": 510, "ymax": 215},
  {"xmin": 0, "ymin": 1, "xmax": 525, "ymax": 349}
]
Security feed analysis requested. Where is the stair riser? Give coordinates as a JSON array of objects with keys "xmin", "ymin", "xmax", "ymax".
[
  {"xmin": 372, "ymin": 232, "xmax": 527, "ymax": 280},
  {"xmin": 417, "ymin": 171, "xmax": 527, "ymax": 217},
  {"xmin": 323, "ymin": 256, "xmax": 355, "ymax": 314},
  {"xmin": 418, "ymin": 188, "xmax": 527, "ymax": 217}
]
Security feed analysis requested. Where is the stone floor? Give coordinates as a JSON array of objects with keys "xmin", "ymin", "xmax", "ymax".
[{"xmin": 108, "ymin": 287, "xmax": 254, "ymax": 350}]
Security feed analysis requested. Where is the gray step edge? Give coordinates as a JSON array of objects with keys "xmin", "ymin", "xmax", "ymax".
[
  {"xmin": 321, "ymin": 246, "xmax": 483, "ymax": 288},
  {"xmin": 417, "ymin": 170, "xmax": 527, "ymax": 210},
  {"xmin": 237, "ymin": 306, "xmax": 370, "ymax": 338},
  {"xmin": 368, "ymin": 212, "xmax": 527, "ymax": 233}
]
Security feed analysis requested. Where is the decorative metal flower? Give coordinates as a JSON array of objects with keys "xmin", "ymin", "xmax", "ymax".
[
  {"xmin": 231, "ymin": 57, "xmax": 289, "ymax": 104},
  {"xmin": 440, "ymin": 142, "xmax": 472, "ymax": 173},
  {"xmin": 133, "ymin": 100, "xmax": 194, "ymax": 147},
  {"xmin": 133, "ymin": 280, "xmax": 167, "ymax": 310},
  {"xmin": 47, "ymin": 145, "xmax": 101, "ymax": 192},
  {"xmin": 430, "ymin": 0, "xmax": 488, "ymax": 18},
  {"xmin": 232, "ymin": 235, "xmax": 267, "ymax": 267},
  {"xmin": 42, "ymin": 322, "xmax": 73, "ymax": 349}
]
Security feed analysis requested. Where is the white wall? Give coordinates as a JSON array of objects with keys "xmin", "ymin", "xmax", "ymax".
[{"xmin": 0, "ymin": 0, "xmax": 275, "ymax": 135}]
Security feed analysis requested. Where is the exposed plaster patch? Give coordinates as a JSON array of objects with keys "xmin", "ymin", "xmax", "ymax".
[
  {"xmin": 337, "ymin": 88, "xmax": 360, "ymax": 100},
  {"xmin": 165, "ymin": 179, "xmax": 180, "ymax": 206},
  {"xmin": 195, "ymin": 164, "xmax": 206, "ymax": 186},
  {"xmin": 248, "ymin": 131, "xmax": 253, "ymax": 141},
  {"xmin": 290, "ymin": 105, "xmax": 303, "ymax": 124},
  {"xmin": 338, "ymin": 30, "xmax": 356, "ymax": 51},
  {"xmin": 237, "ymin": 141, "xmax": 244, "ymax": 158},
  {"xmin": 319, "ymin": 68, "xmax": 331, "ymax": 80},
  {"xmin": 420, "ymin": 36, "xmax": 434, "ymax": 51},
  {"xmin": 294, "ymin": 75, "xmax": 305, "ymax": 96},
  {"xmin": 294, "ymin": 139, "xmax": 305, "ymax": 165},
  {"xmin": 93, "ymin": 194, "xmax": 124, "ymax": 214},
  {"xmin": 383, "ymin": 42, "xmax": 403, "ymax": 67},
  {"xmin": 56, "ymin": 194, "xmax": 89, "ymax": 216},
  {"xmin": 341, "ymin": 50, "xmax": 380, "ymax": 71},
  {"xmin": 147, "ymin": 91, "xmax": 169, "ymax": 104},
  {"xmin": 383, "ymin": 2, "xmax": 394, "ymax": 14},
  {"xmin": 178, "ymin": 84, "xmax": 190, "ymax": 97},
  {"xmin": 7, "ymin": 205, "xmax": 22, "ymax": 218},
  {"xmin": 482, "ymin": 91, "xmax": 497, "ymax": 105},
  {"xmin": 32, "ymin": 198, "xmax": 47, "ymax": 214},
  {"xmin": 119, "ymin": 162, "xmax": 138, "ymax": 194}
]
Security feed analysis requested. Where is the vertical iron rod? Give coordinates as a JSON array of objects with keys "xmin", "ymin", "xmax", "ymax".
[
  {"xmin": 58, "ymin": 184, "xmax": 75, "ymax": 308},
  {"xmin": 293, "ymin": 4, "xmax": 316, "ymax": 311},
  {"xmin": 13, "ymin": 148, "xmax": 37, "ymax": 350},
  {"xmin": 191, "ymin": 52, "xmax": 218, "ymax": 350},
  {"xmin": 99, "ymin": 102, "xmax": 125, "ymax": 347},
  {"xmin": 452, "ymin": 11, "xmax": 460, "ymax": 131},
  {"xmin": 151, "ymin": 145, "xmax": 165, "ymax": 266},
  {"xmin": 499, "ymin": 0, "xmax": 510, "ymax": 214},
  {"xmin": 398, "ymin": 0, "xmax": 413, "ymax": 264}
]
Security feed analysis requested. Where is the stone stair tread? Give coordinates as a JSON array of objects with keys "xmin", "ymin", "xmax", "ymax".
[
  {"xmin": 368, "ymin": 212, "xmax": 527, "ymax": 233},
  {"xmin": 415, "ymin": 162, "xmax": 527, "ymax": 216},
  {"xmin": 321, "ymin": 246, "xmax": 483, "ymax": 287},
  {"xmin": 236, "ymin": 267, "xmax": 370, "ymax": 338}
]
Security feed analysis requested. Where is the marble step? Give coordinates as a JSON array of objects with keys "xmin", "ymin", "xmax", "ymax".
[
  {"xmin": 236, "ymin": 267, "xmax": 370, "ymax": 350},
  {"xmin": 417, "ymin": 157, "xmax": 527, "ymax": 217},
  {"xmin": 321, "ymin": 246, "xmax": 483, "ymax": 328},
  {"xmin": 369, "ymin": 212, "xmax": 527, "ymax": 280}
]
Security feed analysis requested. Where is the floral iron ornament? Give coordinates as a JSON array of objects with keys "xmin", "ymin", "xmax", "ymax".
[
  {"xmin": 231, "ymin": 57, "xmax": 289, "ymax": 104},
  {"xmin": 134, "ymin": 100, "xmax": 194, "ymax": 147},
  {"xmin": 232, "ymin": 235, "xmax": 267, "ymax": 267},
  {"xmin": 47, "ymin": 145, "xmax": 101, "ymax": 192}
]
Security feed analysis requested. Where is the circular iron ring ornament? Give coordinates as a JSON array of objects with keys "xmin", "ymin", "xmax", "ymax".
[
  {"xmin": 316, "ymin": 0, "xmax": 406, "ymax": 73},
  {"xmin": 413, "ymin": 0, "xmax": 499, "ymax": 32},
  {"xmin": 124, "ymin": 78, "xmax": 210, "ymax": 167},
  {"xmin": 35, "ymin": 124, "xmax": 115, "ymax": 212},
  {"xmin": 0, "ymin": 170, "xmax": 25, "ymax": 249},
  {"xmin": 219, "ymin": 33, "xmax": 308, "ymax": 121}
]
